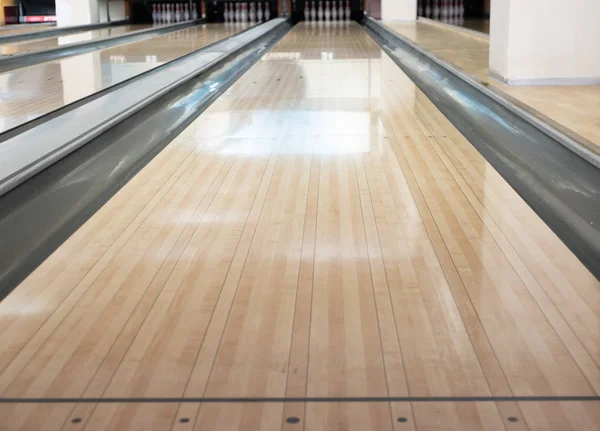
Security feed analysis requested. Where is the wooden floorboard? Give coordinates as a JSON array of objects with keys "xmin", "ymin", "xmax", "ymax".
[{"xmin": 0, "ymin": 22, "xmax": 599, "ymax": 430}]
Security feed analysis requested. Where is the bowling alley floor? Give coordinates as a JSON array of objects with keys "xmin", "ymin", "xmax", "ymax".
[
  {"xmin": 0, "ymin": 22, "xmax": 599, "ymax": 430},
  {"xmin": 386, "ymin": 19, "xmax": 600, "ymax": 152}
]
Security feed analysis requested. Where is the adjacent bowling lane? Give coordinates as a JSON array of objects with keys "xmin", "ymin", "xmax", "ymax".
[
  {"xmin": 0, "ymin": 24, "xmax": 152, "ymax": 57},
  {"xmin": 0, "ymin": 23, "xmax": 248, "ymax": 134},
  {"xmin": 0, "ymin": 23, "xmax": 55, "ymax": 37},
  {"xmin": 1, "ymin": 22, "xmax": 598, "ymax": 430}
]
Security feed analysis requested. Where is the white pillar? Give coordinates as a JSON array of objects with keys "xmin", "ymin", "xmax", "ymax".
[
  {"xmin": 55, "ymin": 0, "xmax": 99, "ymax": 27},
  {"xmin": 98, "ymin": 0, "xmax": 128, "ymax": 22},
  {"xmin": 490, "ymin": 0, "xmax": 600, "ymax": 86},
  {"xmin": 381, "ymin": 0, "xmax": 416, "ymax": 20}
]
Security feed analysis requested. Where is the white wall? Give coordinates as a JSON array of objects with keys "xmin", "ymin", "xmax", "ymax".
[
  {"xmin": 381, "ymin": 0, "xmax": 417, "ymax": 21},
  {"xmin": 56, "ymin": 0, "xmax": 127, "ymax": 26},
  {"xmin": 98, "ymin": 0, "xmax": 128, "ymax": 22},
  {"xmin": 56, "ymin": 0, "xmax": 98, "ymax": 26},
  {"xmin": 490, "ymin": 0, "xmax": 600, "ymax": 85}
]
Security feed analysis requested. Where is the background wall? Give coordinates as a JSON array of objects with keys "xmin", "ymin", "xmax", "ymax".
[
  {"xmin": 0, "ymin": 0, "xmax": 18, "ymax": 25},
  {"xmin": 381, "ymin": 0, "xmax": 416, "ymax": 20}
]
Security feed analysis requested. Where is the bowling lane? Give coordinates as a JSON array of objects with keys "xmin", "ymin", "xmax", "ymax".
[
  {"xmin": 0, "ymin": 24, "xmax": 152, "ymax": 57},
  {"xmin": 0, "ymin": 23, "xmax": 55, "ymax": 37},
  {"xmin": 0, "ymin": 23, "xmax": 247, "ymax": 133},
  {"xmin": 1, "ymin": 23, "xmax": 599, "ymax": 430}
]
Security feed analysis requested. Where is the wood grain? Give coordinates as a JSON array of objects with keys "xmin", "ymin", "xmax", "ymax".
[{"xmin": 0, "ymin": 21, "xmax": 598, "ymax": 431}]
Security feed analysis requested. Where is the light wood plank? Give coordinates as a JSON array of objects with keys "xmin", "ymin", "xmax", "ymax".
[{"xmin": 0, "ymin": 21, "xmax": 598, "ymax": 431}]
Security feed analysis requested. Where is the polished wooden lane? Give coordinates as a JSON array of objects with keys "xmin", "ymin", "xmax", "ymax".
[
  {"xmin": 0, "ymin": 24, "xmax": 150, "ymax": 56},
  {"xmin": 0, "ymin": 22, "xmax": 599, "ymax": 430},
  {"xmin": 0, "ymin": 23, "xmax": 55, "ymax": 36},
  {"xmin": 0, "ymin": 23, "xmax": 247, "ymax": 134},
  {"xmin": 385, "ymin": 20, "xmax": 600, "ymax": 151}
]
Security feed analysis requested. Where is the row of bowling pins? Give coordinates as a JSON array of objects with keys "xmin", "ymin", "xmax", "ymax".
[
  {"xmin": 224, "ymin": 2, "xmax": 271, "ymax": 23},
  {"xmin": 152, "ymin": 3, "xmax": 199, "ymax": 24},
  {"xmin": 417, "ymin": 0, "xmax": 464, "ymax": 20},
  {"xmin": 305, "ymin": 1, "xmax": 351, "ymax": 21}
]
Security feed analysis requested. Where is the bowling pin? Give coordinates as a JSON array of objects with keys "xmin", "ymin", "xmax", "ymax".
[
  {"xmin": 224, "ymin": 3, "xmax": 229, "ymax": 21},
  {"xmin": 152, "ymin": 4, "xmax": 157, "ymax": 23},
  {"xmin": 338, "ymin": 0, "xmax": 343, "ymax": 20},
  {"xmin": 264, "ymin": 2, "xmax": 270, "ymax": 20},
  {"xmin": 425, "ymin": 0, "xmax": 431, "ymax": 17},
  {"xmin": 235, "ymin": 3, "xmax": 240, "ymax": 21},
  {"xmin": 325, "ymin": 1, "xmax": 330, "ymax": 20},
  {"xmin": 256, "ymin": 2, "xmax": 263, "ymax": 21},
  {"xmin": 317, "ymin": 1, "xmax": 323, "ymax": 20},
  {"xmin": 192, "ymin": 3, "xmax": 198, "ymax": 19},
  {"xmin": 433, "ymin": 0, "xmax": 439, "ymax": 20},
  {"xmin": 331, "ymin": 1, "xmax": 337, "ymax": 20},
  {"xmin": 249, "ymin": 2, "xmax": 256, "ymax": 22},
  {"xmin": 175, "ymin": 3, "xmax": 181, "ymax": 22},
  {"xmin": 310, "ymin": 1, "xmax": 316, "ymax": 20},
  {"xmin": 184, "ymin": 3, "xmax": 190, "ymax": 20},
  {"xmin": 344, "ymin": 0, "xmax": 350, "ymax": 20},
  {"xmin": 165, "ymin": 3, "xmax": 171, "ymax": 22}
]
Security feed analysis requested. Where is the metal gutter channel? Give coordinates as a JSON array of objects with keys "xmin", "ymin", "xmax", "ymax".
[
  {"xmin": 363, "ymin": 17, "xmax": 600, "ymax": 280},
  {"xmin": 0, "ymin": 19, "xmax": 291, "ymax": 300},
  {"xmin": 0, "ymin": 19, "xmax": 204, "ymax": 73},
  {"xmin": 0, "ymin": 20, "xmax": 129, "ymax": 45}
]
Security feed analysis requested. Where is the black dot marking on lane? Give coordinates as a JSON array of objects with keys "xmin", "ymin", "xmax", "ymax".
[
  {"xmin": 508, "ymin": 417, "xmax": 519, "ymax": 422},
  {"xmin": 397, "ymin": 417, "xmax": 408, "ymax": 423},
  {"xmin": 179, "ymin": 418, "xmax": 190, "ymax": 423},
  {"xmin": 286, "ymin": 417, "xmax": 301, "ymax": 424},
  {"xmin": 71, "ymin": 418, "xmax": 82, "ymax": 424}
]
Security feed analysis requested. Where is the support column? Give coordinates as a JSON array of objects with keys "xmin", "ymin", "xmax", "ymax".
[
  {"xmin": 55, "ymin": 0, "xmax": 99, "ymax": 26},
  {"xmin": 98, "ymin": 0, "xmax": 127, "ymax": 22},
  {"xmin": 490, "ymin": 0, "xmax": 600, "ymax": 86},
  {"xmin": 380, "ymin": 0, "xmax": 416, "ymax": 20}
]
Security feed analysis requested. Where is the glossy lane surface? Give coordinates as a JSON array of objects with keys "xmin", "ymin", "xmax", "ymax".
[
  {"xmin": 0, "ymin": 23, "xmax": 247, "ymax": 134},
  {"xmin": 0, "ymin": 22, "xmax": 599, "ymax": 430},
  {"xmin": 0, "ymin": 23, "xmax": 55, "ymax": 36},
  {"xmin": 386, "ymin": 20, "xmax": 600, "ymax": 151},
  {"xmin": 0, "ymin": 24, "xmax": 151, "ymax": 56}
]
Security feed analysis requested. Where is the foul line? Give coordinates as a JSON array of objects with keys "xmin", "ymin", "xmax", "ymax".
[{"xmin": 1, "ymin": 396, "xmax": 599, "ymax": 404}]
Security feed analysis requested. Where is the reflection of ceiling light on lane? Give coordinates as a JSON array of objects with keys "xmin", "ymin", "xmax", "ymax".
[
  {"xmin": 262, "ymin": 52, "xmax": 302, "ymax": 60},
  {"xmin": 109, "ymin": 55, "xmax": 126, "ymax": 63},
  {"xmin": 145, "ymin": 55, "xmax": 158, "ymax": 63},
  {"xmin": 321, "ymin": 52, "xmax": 334, "ymax": 60}
]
